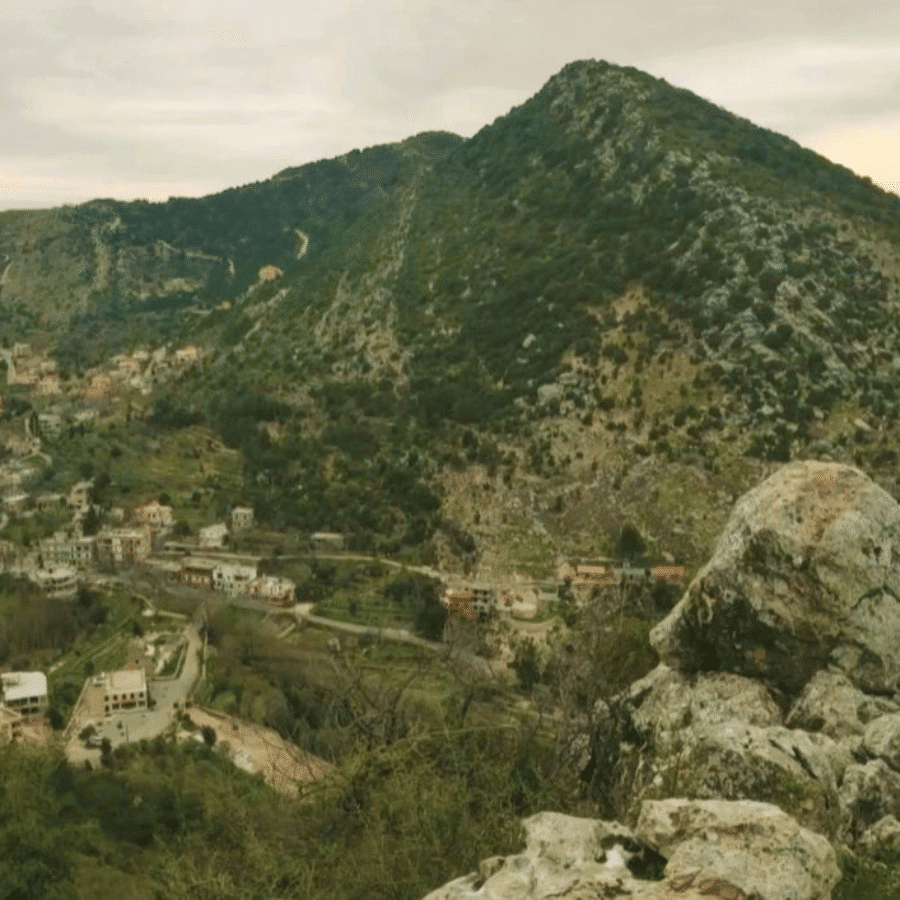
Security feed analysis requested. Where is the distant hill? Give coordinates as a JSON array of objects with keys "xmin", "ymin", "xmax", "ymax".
[{"xmin": 2, "ymin": 59, "xmax": 899, "ymax": 575}]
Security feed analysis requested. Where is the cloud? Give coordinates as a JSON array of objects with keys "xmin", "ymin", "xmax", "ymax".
[{"xmin": 4, "ymin": 0, "xmax": 900, "ymax": 207}]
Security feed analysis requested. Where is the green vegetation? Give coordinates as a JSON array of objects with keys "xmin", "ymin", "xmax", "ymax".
[
  {"xmin": 834, "ymin": 847, "xmax": 900, "ymax": 900},
  {"xmin": 0, "ymin": 715, "xmax": 589, "ymax": 900}
]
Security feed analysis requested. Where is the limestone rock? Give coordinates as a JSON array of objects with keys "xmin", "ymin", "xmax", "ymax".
[
  {"xmin": 635, "ymin": 799, "xmax": 840, "ymax": 900},
  {"xmin": 786, "ymin": 669, "xmax": 899, "ymax": 738},
  {"xmin": 616, "ymin": 664, "xmax": 783, "ymax": 742},
  {"xmin": 601, "ymin": 663, "xmax": 850, "ymax": 836},
  {"xmin": 651, "ymin": 460, "xmax": 900, "ymax": 695},
  {"xmin": 862, "ymin": 713, "xmax": 900, "ymax": 771},
  {"xmin": 420, "ymin": 812, "xmax": 660, "ymax": 900},
  {"xmin": 839, "ymin": 759, "xmax": 900, "ymax": 836}
]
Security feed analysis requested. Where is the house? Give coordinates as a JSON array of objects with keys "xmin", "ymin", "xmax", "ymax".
[
  {"xmin": 0, "ymin": 705, "xmax": 23, "ymax": 742},
  {"xmin": 231, "ymin": 506, "xmax": 255, "ymax": 531},
  {"xmin": 0, "ymin": 672, "xmax": 48, "ymax": 719},
  {"xmin": 36, "ymin": 567, "xmax": 78, "ymax": 600},
  {"xmin": 440, "ymin": 588, "xmax": 476, "ymax": 622},
  {"xmin": 650, "ymin": 565, "xmax": 686, "ymax": 583},
  {"xmin": 557, "ymin": 559, "xmax": 618, "ymax": 586},
  {"xmin": 250, "ymin": 575, "xmax": 295, "ymax": 606},
  {"xmin": 212, "ymin": 562, "xmax": 257, "ymax": 596},
  {"xmin": 199, "ymin": 523, "xmax": 228, "ymax": 549},
  {"xmin": 181, "ymin": 558, "xmax": 217, "ymax": 589},
  {"xmin": 310, "ymin": 532, "xmax": 345, "ymax": 552},
  {"xmin": 441, "ymin": 582, "xmax": 497, "ymax": 621},
  {"xmin": 134, "ymin": 500, "xmax": 174, "ymax": 529},
  {"xmin": 95, "ymin": 527, "xmax": 151, "ymax": 565},
  {"xmin": 83, "ymin": 669, "xmax": 148, "ymax": 718}
]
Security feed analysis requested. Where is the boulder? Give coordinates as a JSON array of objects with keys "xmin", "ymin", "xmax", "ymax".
[
  {"xmin": 420, "ymin": 805, "xmax": 838, "ymax": 900},
  {"xmin": 635, "ymin": 799, "xmax": 840, "ymax": 900},
  {"xmin": 616, "ymin": 664, "xmax": 783, "ymax": 741},
  {"xmin": 420, "ymin": 812, "xmax": 661, "ymax": 900},
  {"xmin": 839, "ymin": 759, "xmax": 900, "ymax": 837},
  {"xmin": 651, "ymin": 460, "xmax": 900, "ymax": 695},
  {"xmin": 862, "ymin": 713, "xmax": 900, "ymax": 771},
  {"xmin": 786, "ymin": 669, "xmax": 899, "ymax": 739},
  {"xmin": 598, "ymin": 663, "xmax": 851, "ymax": 836}
]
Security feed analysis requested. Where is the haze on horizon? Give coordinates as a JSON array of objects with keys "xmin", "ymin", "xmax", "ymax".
[{"xmin": 3, "ymin": 0, "xmax": 899, "ymax": 210}]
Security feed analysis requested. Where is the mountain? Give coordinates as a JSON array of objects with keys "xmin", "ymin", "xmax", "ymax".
[{"xmin": 2, "ymin": 59, "xmax": 900, "ymax": 576}]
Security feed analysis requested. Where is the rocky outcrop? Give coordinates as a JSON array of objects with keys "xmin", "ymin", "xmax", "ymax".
[
  {"xmin": 861, "ymin": 712, "xmax": 900, "ymax": 770},
  {"xmin": 786, "ymin": 669, "xmax": 899, "ymax": 739},
  {"xmin": 838, "ymin": 759, "xmax": 900, "ymax": 837},
  {"xmin": 637, "ymin": 799, "xmax": 840, "ymax": 900},
  {"xmin": 651, "ymin": 460, "xmax": 900, "ymax": 695},
  {"xmin": 606, "ymin": 664, "xmax": 851, "ymax": 837},
  {"xmin": 422, "ymin": 802, "xmax": 839, "ymax": 900},
  {"xmin": 420, "ymin": 811, "xmax": 660, "ymax": 900}
]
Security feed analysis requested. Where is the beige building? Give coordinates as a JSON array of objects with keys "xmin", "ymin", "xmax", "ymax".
[
  {"xmin": 134, "ymin": 500, "xmax": 174, "ymax": 529},
  {"xmin": 83, "ymin": 670, "xmax": 149, "ymax": 718},
  {"xmin": 0, "ymin": 671, "xmax": 48, "ymax": 719},
  {"xmin": 95, "ymin": 527, "xmax": 151, "ymax": 565},
  {"xmin": 250, "ymin": 575, "xmax": 295, "ymax": 606}
]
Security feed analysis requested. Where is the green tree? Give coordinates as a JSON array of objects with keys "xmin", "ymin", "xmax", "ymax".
[{"xmin": 616, "ymin": 524, "xmax": 646, "ymax": 560}]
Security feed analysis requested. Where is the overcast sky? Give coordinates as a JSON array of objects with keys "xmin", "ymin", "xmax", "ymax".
[{"xmin": 3, "ymin": 0, "xmax": 898, "ymax": 210}]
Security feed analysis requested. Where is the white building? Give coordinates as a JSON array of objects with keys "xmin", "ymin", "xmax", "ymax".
[
  {"xmin": 0, "ymin": 671, "xmax": 48, "ymax": 719},
  {"xmin": 39, "ymin": 534, "xmax": 95, "ymax": 569},
  {"xmin": 212, "ymin": 562, "xmax": 257, "ymax": 596},
  {"xmin": 199, "ymin": 523, "xmax": 228, "ymax": 549},
  {"xmin": 36, "ymin": 567, "xmax": 78, "ymax": 600}
]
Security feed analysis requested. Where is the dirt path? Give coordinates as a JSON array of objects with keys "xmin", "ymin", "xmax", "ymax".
[{"xmin": 185, "ymin": 707, "xmax": 333, "ymax": 796}]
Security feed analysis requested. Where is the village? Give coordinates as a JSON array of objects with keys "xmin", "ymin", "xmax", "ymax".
[{"xmin": 0, "ymin": 338, "xmax": 686, "ymax": 787}]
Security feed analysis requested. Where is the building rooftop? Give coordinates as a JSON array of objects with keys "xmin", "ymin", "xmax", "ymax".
[
  {"xmin": 1, "ymin": 671, "xmax": 48, "ymax": 702},
  {"xmin": 91, "ymin": 669, "xmax": 146, "ymax": 692}
]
